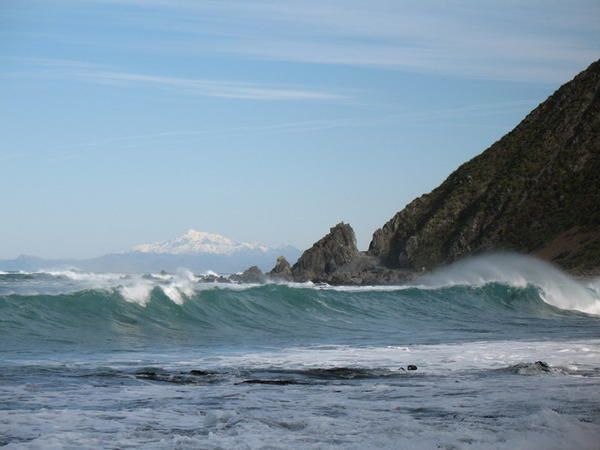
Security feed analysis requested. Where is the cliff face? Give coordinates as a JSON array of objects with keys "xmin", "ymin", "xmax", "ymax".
[
  {"xmin": 369, "ymin": 59, "xmax": 600, "ymax": 275},
  {"xmin": 284, "ymin": 60, "xmax": 600, "ymax": 284}
]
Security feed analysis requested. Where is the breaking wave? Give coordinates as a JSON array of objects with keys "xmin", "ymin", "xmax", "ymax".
[
  {"xmin": 2, "ymin": 253, "xmax": 599, "ymax": 312},
  {"xmin": 1, "ymin": 254, "xmax": 599, "ymax": 353},
  {"xmin": 2, "ymin": 255, "xmax": 599, "ymax": 450},
  {"xmin": 418, "ymin": 253, "xmax": 600, "ymax": 315}
]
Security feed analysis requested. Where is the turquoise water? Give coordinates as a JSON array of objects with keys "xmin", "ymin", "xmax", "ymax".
[
  {"xmin": 1, "ymin": 255, "xmax": 600, "ymax": 448},
  {"xmin": 1, "ymin": 283, "xmax": 598, "ymax": 353}
]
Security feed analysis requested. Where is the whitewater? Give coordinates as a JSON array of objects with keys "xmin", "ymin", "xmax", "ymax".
[{"xmin": 1, "ymin": 254, "xmax": 600, "ymax": 449}]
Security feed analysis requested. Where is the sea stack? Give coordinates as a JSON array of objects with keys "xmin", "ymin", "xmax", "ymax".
[
  {"xmin": 291, "ymin": 223, "xmax": 359, "ymax": 283},
  {"xmin": 268, "ymin": 256, "xmax": 293, "ymax": 281}
]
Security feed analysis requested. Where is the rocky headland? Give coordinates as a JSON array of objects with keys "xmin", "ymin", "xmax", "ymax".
[
  {"xmin": 366, "ymin": 58, "xmax": 600, "ymax": 278},
  {"xmin": 228, "ymin": 59, "xmax": 600, "ymax": 286}
]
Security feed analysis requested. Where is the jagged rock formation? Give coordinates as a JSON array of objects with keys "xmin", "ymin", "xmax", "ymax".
[
  {"xmin": 291, "ymin": 223, "xmax": 360, "ymax": 282},
  {"xmin": 259, "ymin": 59, "xmax": 600, "ymax": 285},
  {"xmin": 369, "ymin": 59, "xmax": 600, "ymax": 275},
  {"xmin": 268, "ymin": 256, "xmax": 293, "ymax": 281},
  {"xmin": 229, "ymin": 265, "xmax": 265, "ymax": 283},
  {"xmin": 281, "ymin": 223, "xmax": 414, "ymax": 285}
]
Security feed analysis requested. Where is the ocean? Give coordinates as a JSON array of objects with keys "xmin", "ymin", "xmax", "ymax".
[{"xmin": 1, "ymin": 254, "xmax": 599, "ymax": 449}]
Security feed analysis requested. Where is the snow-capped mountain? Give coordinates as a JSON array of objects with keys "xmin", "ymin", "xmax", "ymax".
[
  {"xmin": 133, "ymin": 230, "xmax": 269, "ymax": 255},
  {"xmin": 0, "ymin": 231, "xmax": 300, "ymax": 274}
]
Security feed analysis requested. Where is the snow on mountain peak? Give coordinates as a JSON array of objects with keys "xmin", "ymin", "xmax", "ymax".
[{"xmin": 132, "ymin": 230, "xmax": 269, "ymax": 255}]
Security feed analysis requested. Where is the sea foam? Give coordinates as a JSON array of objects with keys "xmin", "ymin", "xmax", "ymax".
[
  {"xmin": 417, "ymin": 253, "xmax": 600, "ymax": 315},
  {"xmin": 3, "ymin": 253, "xmax": 599, "ymax": 314}
]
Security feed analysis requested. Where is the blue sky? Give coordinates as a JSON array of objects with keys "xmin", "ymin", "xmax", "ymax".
[{"xmin": 1, "ymin": 0, "xmax": 599, "ymax": 258}]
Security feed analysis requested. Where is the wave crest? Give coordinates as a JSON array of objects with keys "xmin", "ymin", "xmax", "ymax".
[
  {"xmin": 417, "ymin": 253, "xmax": 600, "ymax": 315},
  {"xmin": 1, "ymin": 253, "xmax": 599, "ymax": 314}
]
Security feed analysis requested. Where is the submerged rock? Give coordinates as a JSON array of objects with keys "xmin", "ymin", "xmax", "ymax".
[
  {"xmin": 189, "ymin": 370, "xmax": 213, "ymax": 376},
  {"xmin": 239, "ymin": 379, "xmax": 301, "ymax": 385},
  {"xmin": 508, "ymin": 361, "xmax": 555, "ymax": 375}
]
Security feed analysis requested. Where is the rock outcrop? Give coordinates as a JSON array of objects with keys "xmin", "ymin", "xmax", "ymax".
[
  {"xmin": 368, "ymin": 59, "xmax": 600, "ymax": 275},
  {"xmin": 268, "ymin": 256, "xmax": 293, "ymax": 281},
  {"xmin": 282, "ymin": 223, "xmax": 414, "ymax": 285},
  {"xmin": 229, "ymin": 265, "xmax": 266, "ymax": 283},
  {"xmin": 257, "ymin": 59, "xmax": 600, "ymax": 285},
  {"xmin": 291, "ymin": 223, "xmax": 360, "ymax": 282}
]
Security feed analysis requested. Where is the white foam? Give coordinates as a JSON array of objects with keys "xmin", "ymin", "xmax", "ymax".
[
  {"xmin": 8, "ymin": 253, "xmax": 600, "ymax": 314},
  {"xmin": 118, "ymin": 281, "xmax": 154, "ymax": 306},
  {"xmin": 40, "ymin": 269, "xmax": 127, "ymax": 282},
  {"xmin": 157, "ymin": 269, "xmax": 196, "ymax": 305},
  {"xmin": 2, "ymin": 268, "xmax": 207, "ymax": 306},
  {"xmin": 201, "ymin": 338, "xmax": 600, "ymax": 375},
  {"xmin": 271, "ymin": 254, "xmax": 600, "ymax": 315},
  {"xmin": 417, "ymin": 253, "xmax": 600, "ymax": 315},
  {"xmin": 4, "ymin": 339, "xmax": 599, "ymax": 449}
]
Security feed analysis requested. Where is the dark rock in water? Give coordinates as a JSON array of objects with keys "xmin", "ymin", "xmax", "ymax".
[
  {"xmin": 135, "ymin": 368, "xmax": 221, "ymax": 384},
  {"xmin": 407, "ymin": 365, "xmax": 418, "ymax": 371},
  {"xmin": 239, "ymin": 379, "xmax": 300, "ymax": 385},
  {"xmin": 302, "ymin": 367, "xmax": 395, "ymax": 379},
  {"xmin": 304, "ymin": 367, "xmax": 371, "ymax": 379},
  {"xmin": 268, "ymin": 256, "xmax": 293, "ymax": 281},
  {"xmin": 507, "ymin": 361, "xmax": 554, "ymax": 375},
  {"xmin": 200, "ymin": 274, "xmax": 231, "ymax": 283},
  {"xmin": 368, "ymin": 59, "xmax": 600, "ymax": 275},
  {"xmin": 289, "ymin": 224, "xmax": 414, "ymax": 285},
  {"xmin": 323, "ymin": 252, "xmax": 414, "ymax": 285},
  {"xmin": 286, "ymin": 223, "xmax": 416, "ymax": 285},
  {"xmin": 291, "ymin": 223, "xmax": 360, "ymax": 283},
  {"xmin": 135, "ymin": 370, "xmax": 159, "ymax": 379},
  {"xmin": 230, "ymin": 265, "xmax": 266, "ymax": 283},
  {"xmin": 534, "ymin": 361, "xmax": 550, "ymax": 371}
]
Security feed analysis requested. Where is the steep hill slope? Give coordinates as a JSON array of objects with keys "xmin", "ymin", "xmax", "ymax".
[{"xmin": 368, "ymin": 59, "xmax": 600, "ymax": 275}]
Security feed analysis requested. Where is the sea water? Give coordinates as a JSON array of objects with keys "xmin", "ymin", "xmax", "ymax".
[{"xmin": 1, "ymin": 254, "xmax": 599, "ymax": 449}]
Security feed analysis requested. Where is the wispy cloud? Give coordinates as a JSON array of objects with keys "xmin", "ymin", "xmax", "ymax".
[
  {"xmin": 72, "ymin": 71, "xmax": 344, "ymax": 101},
  {"xmin": 72, "ymin": 0, "xmax": 600, "ymax": 83},
  {"xmin": 54, "ymin": 99, "xmax": 539, "ymax": 152},
  {"xmin": 0, "ymin": 97, "xmax": 538, "ymax": 165},
  {"xmin": 12, "ymin": 58, "xmax": 345, "ymax": 101}
]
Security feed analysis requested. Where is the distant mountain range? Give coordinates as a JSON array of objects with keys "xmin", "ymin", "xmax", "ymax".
[
  {"xmin": 132, "ymin": 230, "xmax": 270, "ymax": 255},
  {"xmin": 0, "ymin": 230, "xmax": 300, "ymax": 274}
]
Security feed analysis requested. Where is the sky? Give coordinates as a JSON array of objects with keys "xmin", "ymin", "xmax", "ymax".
[{"xmin": 1, "ymin": 0, "xmax": 599, "ymax": 258}]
